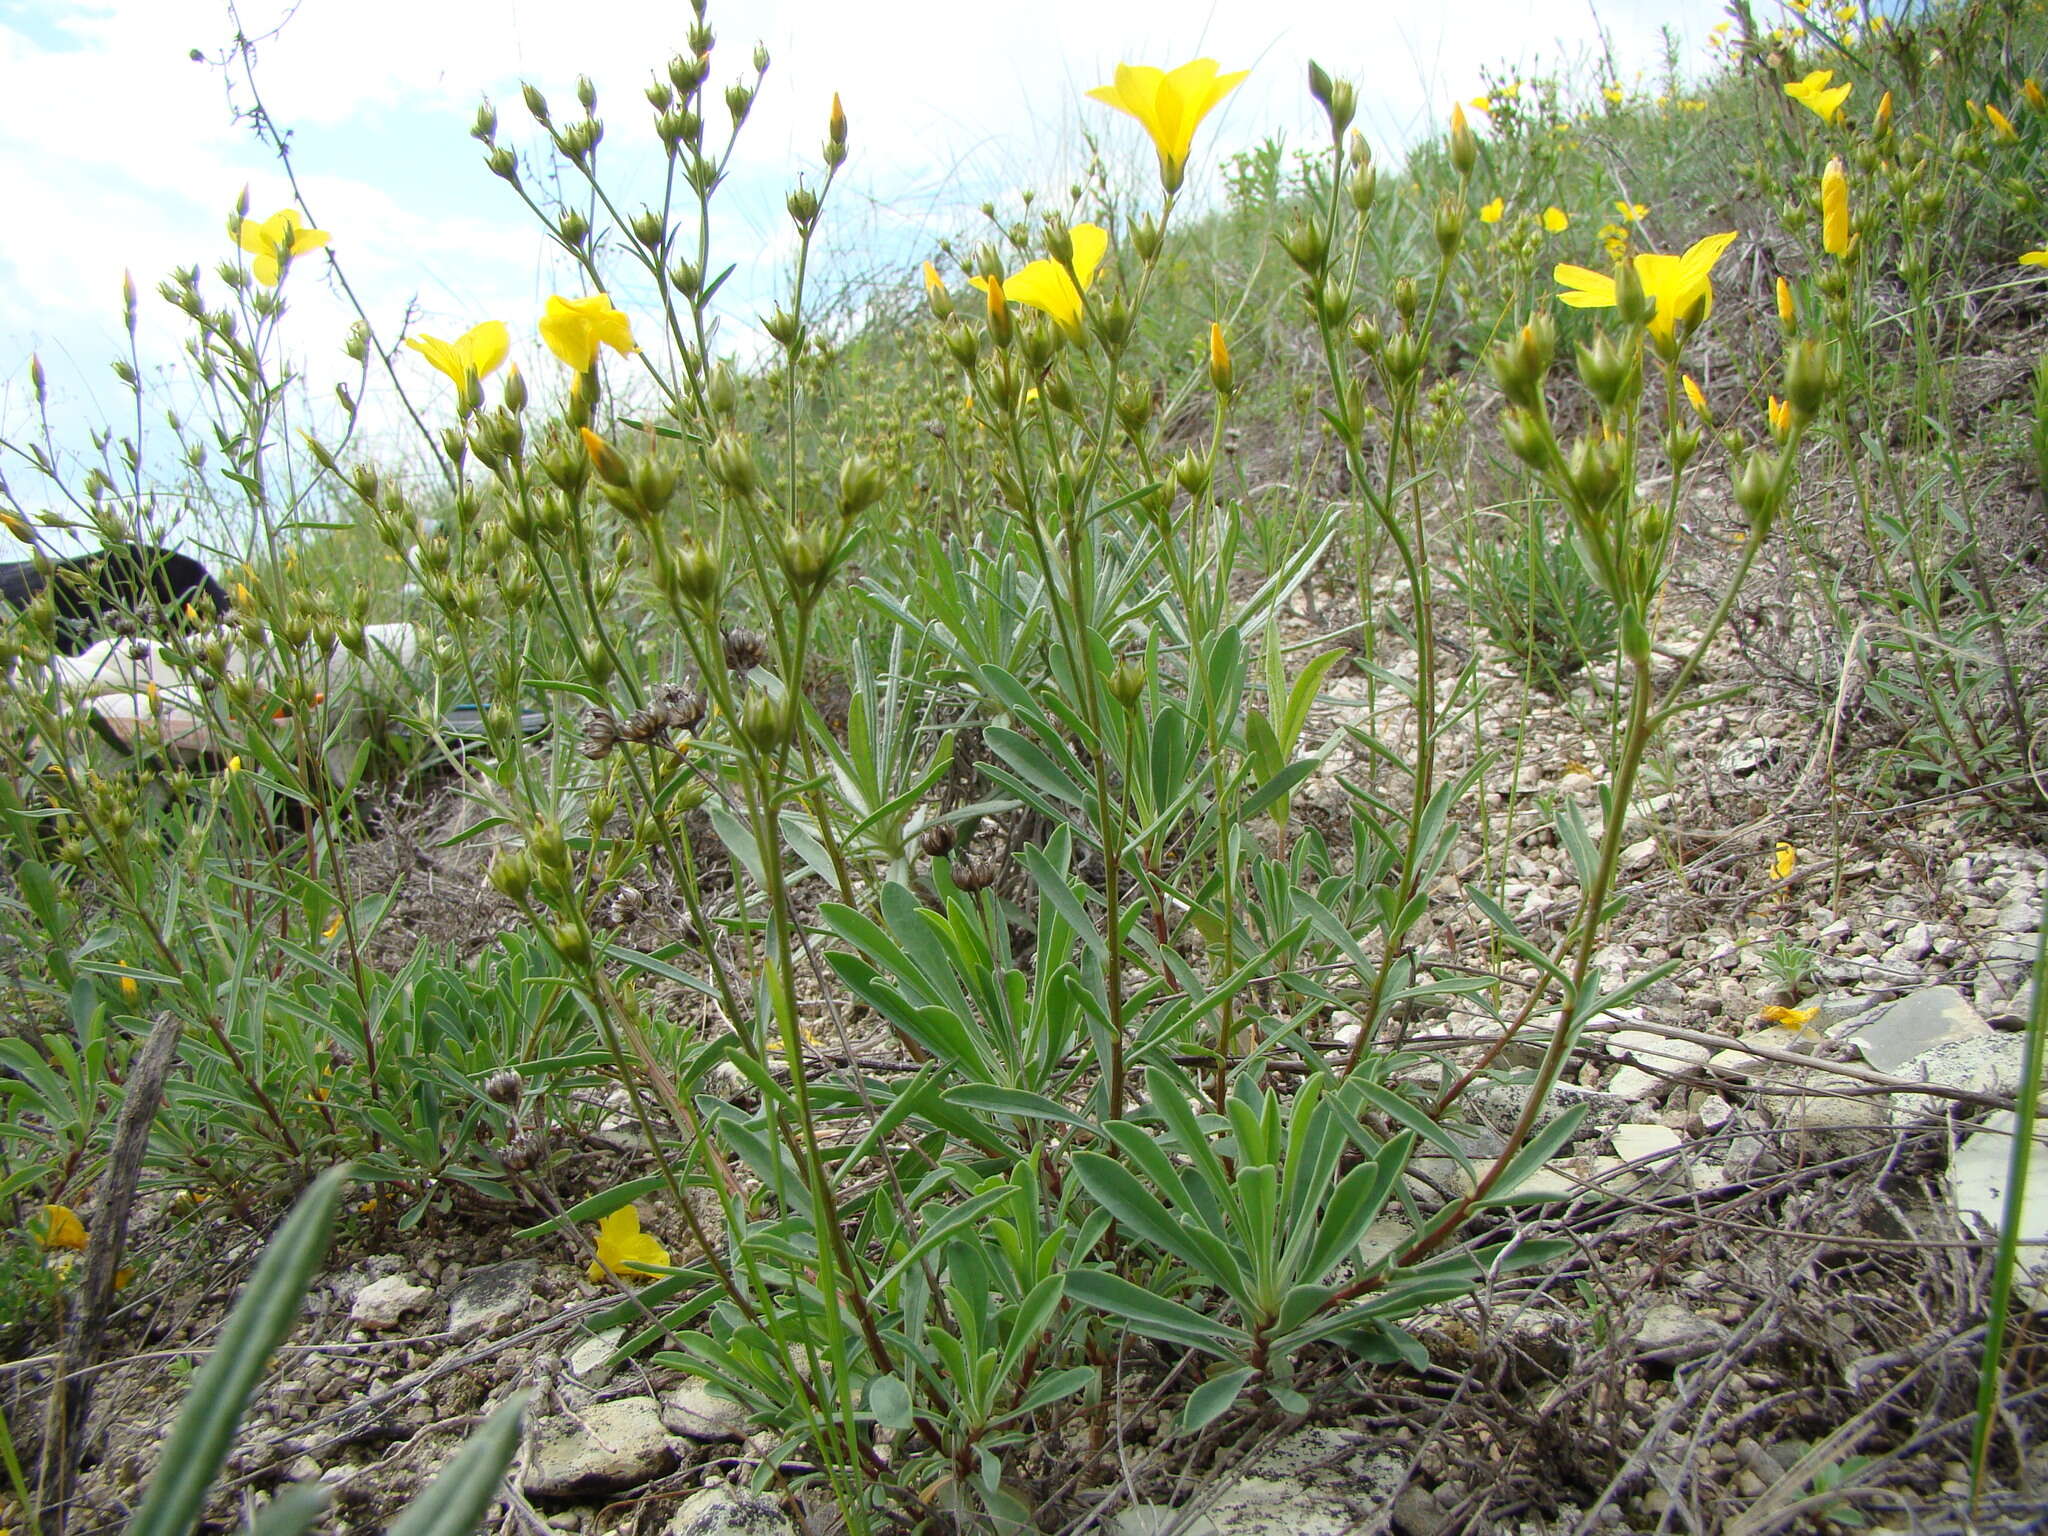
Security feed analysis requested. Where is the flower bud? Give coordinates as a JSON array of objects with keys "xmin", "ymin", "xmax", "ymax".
[
  {"xmin": 1130, "ymin": 213, "xmax": 1164, "ymax": 263},
  {"xmin": 1172, "ymin": 450, "xmax": 1212, "ymax": 498},
  {"xmin": 1348, "ymin": 315, "xmax": 1383, "ymax": 356},
  {"xmin": 1434, "ymin": 198, "xmax": 1466, "ymax": 259},
  {"xmin": 631, "ymin": 209, "xmax": 666, "ymax": 249},
  {"xmin": 1784, "ymin": 338, "xmax": 1834, "ymax": 420},
  {"xmin": 1308, "ymin": 61, "xmax": 1356, "ymax": 139},
  {"xmin": 1278, "ymin": 220, "xmax": 1328, "ymax": 275},
  {"xmin": 726, "ymin": 83, "xmax": 754, "ymax": 125},
  {"xmin": 667, "ymin": 537, "xmax": 722, "ymax": 605},
  {"xmin": 739, "ymin": 688, "xmax": 796, "ymax": 753},
  {"xmin": 984, "ymin": 274, "xmax": 1013, "ymax": 348},
  {"xmin": 551, "ymin": 921, "xmax": 593, "ymax": 967},
  {"xmin": 943, "ymin": 317, "xmax": 980, "ymax": 369},
  {"xmin": 488, "ymin": 848, "xmax": 535, "ymax": 902},
  {"xmin": 1732, "ymin": 449, "xmax": 1781, "ymax": 530},
  {"xmin": 473, "ymin": 100, "xmax": 499, "ymax": 142},
  {"xmin": 1500, "ymin": 406, "xmax": 1551, "ymax": 467},
  {"xmin": 837, "ymin": 454, "xmax": 886, "ymax": 516},
  {"xmin": 522, "ymin": 82, "xmax": 550, "ymax": 123},
  {"xmin": 1612, "ymin": 258, "xmax": 1653, "ymax": 327},
  {"xmin": 579, "ymin": 427, "xmax": 631, "ymax": 489},
  {"xmin": 780, "ymin": 524, "xmax": 835, "ymax": 595},
  {"xmin": 1348, "ymin": 165, "xmax": 1379, "ymax": 214},
  {"xmin": 1107, "ymin": 659, "xmax": 1147, "ymax": 710},
  {"xmin": 1116, "ymin": 379, "xmax": 1155, "ymax": 433},
  {"xmin": 708, "ymin": 431, "xmax": 760, "ymax": 496},
  {"xmin": 1449, "ymin": 102, "xmax": 1479, "ymax": 177},
  {"xmin": 1575, "ymin": 332, "xmax": 1637, "ymax": 410},
  {"xmin": 1208, "ymin": 322, "xmax": 1234, "ymax": 396},
  {"xmin": 786, "ymin": 184, "xmax": 820, "ymax": 228},
  {"xmin": 1393, "ymin": 276, "xmax": 1419, "ymax": 321}
]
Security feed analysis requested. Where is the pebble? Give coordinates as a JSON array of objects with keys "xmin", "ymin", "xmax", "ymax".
[
  {"xmin": 662, "ymin": 1380, "xmax": 751, "ymax": 1442},
  {"xmin": 666, "ymin": 1487, "xmax": 798, "ymax": 1536},
  {"xmin": 349, "ymin": 1275, "xmax": 432, "ymax": 1332}
]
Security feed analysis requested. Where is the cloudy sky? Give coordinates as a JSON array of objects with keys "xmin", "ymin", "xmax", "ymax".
[{"xmin": 0, "ymin": 0, "xmax": 1728, "ymax": 516}]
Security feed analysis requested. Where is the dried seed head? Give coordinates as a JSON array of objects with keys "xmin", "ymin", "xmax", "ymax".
[
  {"xmin": 502, "ymin": 1130, "xmax": 548, "ymax": 1172},
  {"xmin": 484, "ymin": 1069, "xmax": 525, "ymax": 1105},
  {"xmin": 722, "ymin": 626, "xmax": 768, "ymax": 673},
  {"xmin": 579, "ymin": 707, "xmax": 621, "ymax": 759},
  {"xmin": 619, "ymin": 704, "xmax": 668, "ymax": 744},
  {"xmin": 952, "ymin": 856, "xmax": 1000, "ymax": 892},
  {"xmin": 919, "ymin": 821, "xmax": 957, "ymax": 858},
  {"xmin": 598, "ymin": 885, "xmax": 646, "ymax": 928},
  {"xmin": 653, "ymin": 683, "xmax": 706, "ymax": 733}
]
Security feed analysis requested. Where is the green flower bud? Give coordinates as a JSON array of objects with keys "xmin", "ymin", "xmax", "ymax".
[
  {"xmin": 708, "ymin": 431, "xmax": 760, "ymax": 496},
  {"xmin": 1278, "ymin": 220, "xmax": 1328, "ymax": 275},
  {"xmin": 1784, "ymin": 338, "xmax": 1834, "ymax": 420},
  {"xmin": 837, "ymin": 454, "xmax": 886, "ymax": 516},
  {"xmin": 1612, "ymin": 259, "xmax": 1653, "ymax": 327},
  {"xmin": 551, "ymin": 920, "xmax": 593, "ymax": 967},
  {"xmin": 1116, "ymin": 379, "xmax": 1155, "ymax": 434},
  {"xmin": 739, "ymin": 688, "xmax": 796, "ymax": 753},
  {"xmin": 667, "ymin": 537, "xmax": 722, "ymax": 606},
  {"xmin": 1500, "ymin": 406, "xmax": 1552, "ymax": 467},
  {"xmin": 1172, "ymin": 451, "xmax": 1212, "ymax": 498},
  {"xmin": 1434, "ymin": 198, "xmax": 1466, "ymax": 259},
  {"xmin": 1107, "ymin": 659, "xmax": 1147, "ymax": 710}
]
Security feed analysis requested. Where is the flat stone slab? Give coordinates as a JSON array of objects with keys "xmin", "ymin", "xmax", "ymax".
[
  {"xmin": 666, "ymin": 1487, "xmax": 796, "ymax": 1536},
  {"xmin": 524, "ymin": 1396, "xmax": 676, "ymax": 1498},
  {"xmin": 446, "ymin": 1259, "xmax": 537, "ymax": 1336},
  {"xmin": 1951, "ymin": 1111, "xmax": 2048, "ymax": 1310},
  {"xmin": 1841, "ymin": 986, "xmax": 1989, "ymax": 1073}
]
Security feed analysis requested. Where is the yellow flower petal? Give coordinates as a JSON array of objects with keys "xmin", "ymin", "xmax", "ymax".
[
  {"xmin": 1479, "ymin": 196, "xmax": 1505, "ymax": 224},
  {"xmin": 587, "ymin": 1204, "xmax": 671, "ymax": 1283},
  {"xmin": 36, "ymin": 1204, "xmax": 88, "ymax": 1251},
  {"xmin": 540, "ymin": 293, "xmax": 637, "ymax": 373},
  {"xmin": 1553, "ymin": 263, "xmax": 1617, "ymax": 308},
  {"xmin": 1774, "ymin": 840, "xmax": 1797, "ymax": 880},
  {"xmin": 1088, "ymin": 58, "xmax": 1248, "ymax": 193},
  {"xmin": 2021, "ymin": 250, "xmax": 2048, "ymax": 268},
  {"xmin": 1821, "ymin": 157, "xmax": 1851, "ymax": 257},
  {"xmin": 1543, "ymin": 205, "xmax": 1569, "ymax": 233}
]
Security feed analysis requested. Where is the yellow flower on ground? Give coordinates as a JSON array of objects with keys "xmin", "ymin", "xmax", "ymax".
[
  {"xmin": 1784, "ymin": 69, "xmax": 1852, "ymax": 124},
  {"xmin": 1554, "ymin": 230, "xmax": 1739, "ymax": 342},
  {"xmin": 2022, "ymin": 250, "xmax": 2048, "ymax": 268},
  {"xmin": 232, "ymin": 209, "xmax": 330, "ymax": 286},
  {"xmin": 406, "ymin": 322, "xmax": 510, "ymax": 395},
  {"xmin": 1614, "ymin": 200, "xmax": 1648, "ymax": 222},
  {"xmin": 1086, "ymin": 59, "xmax": 1248, "ymax": 194},
  {"xmin": 967, "ymin": 224, "xmax": 1108, "ymax": 342},
  {"xmin": 539, "ymin": 293, "xmax": 637, "ymax": 373},
  {"xmin": 35, "ymin": 1205, "xmax": 88, "ymax": 1251},
  {"xmin": 1758, "ymin": 1003, "xmax": 1820, "ymax": 1027},
  {"xmin": 1479, "ymin": 197, "xmax": 1505, "ymax": 224},
  {"xmin": 1543, "ymin": 206, "xmax": 1569, "ymax": 233},
  {"xmin": 1774, "ymin": 841, "xmax": 1797, "ymax": 880},
  {"xmin": 1821, "ymin": 157, "xmax": 1851, "ymax": 257},
  {"xmin": 587, "ymin": 1204, "xmax": 670, "ymax": 1283}
]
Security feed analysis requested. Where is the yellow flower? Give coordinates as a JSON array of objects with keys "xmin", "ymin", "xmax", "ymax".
[
  {"xmin": 1774, "ymin": 841, "xmax": 1797, "ymax": 880},
  {"xmin": 967, "ymin": 224, "xmax": 1108, "ymax": 342},
  {"xmin": 322, "ymin": 911, "xmax": 345, "ymax": 941},
  {"xmin": 1758, "ymin": 1003, "xmax": 1819, "ymax": 1027},
  {"xmin": 406, "ymin": 322, "xmax": 510, "ymax": 395},
  {"xmin": 2025, "ymin": 79, "xmax": 2047, "ymax": 115},
  {"xmin": 1614, "ymin": 200, "xmax": 1648, "ymax": 222},
  {"xmin": 1477, "ymin": 196, "xmax": 1505, "ymax": 225},
  {"xmin": 1468, "ymin": 94, "xmax": 1493, "ymax": 114},
  {"xmin": 1554, "ymin": 230, "xmax": 1739, "ymax": 342},
  {"xmin": 1, "ymin": 511, "xmax": 33, "ymax": 544},
  {"xmin": 232, "ymin": 209, "xmax": 329, "ymax": 286},
  {"xmin": 119, "ymin": 975, "xmax": 139, "ymax": 1001},
  {"xmin": 1602, "ymin": 85, "xmax": 1625, "ymax": 105},
  {"xmin": 587, "ymin": 1204, "xmax": 670, "ymax": 1283},
  {"xmin": 1682, "ymin": 373, "xmax": 1711, "ymax": 424},
  {"xmin": 2022, "ymin": 250, "xmax": 2048, "ymax": 268},
  {"xmin": 1821, "ymin": 157, "xmax": 1851, "ymax": 257},
  {"xmin": 921, "ymin": 261, "xmax": 945, "ymax": 295},
  {"xmin": 226, "ymin": 756, "xmax": 243, "ymax": 775},
  {"xmin": 1987, "ymin": 104, "xmax": 2019, "ymax": 144},
  {"xmin": 1784, "ymin": 69, "xmax": 1852, "ymax": 124},
  {"xmin": 1543, "ymin": 206, "xmax": 1570, "ymax": 233},
  {"xmin": 1087, "ymin": 59, "xmax": 1248, "ymax": 194},
  {"xmin": 539, "ymin": 293, "xmax": 638, "ymax": 373},
  {"xmin": 1776, "ymin": 275, "xmax": 1796, "ymax": 328},
  {"xmin": 1767, "ymin": 394, "xmax": 1792, "ymax": 440},
  {"xmin": 35, "ymin": 1205, "xmax": 88, "ymax": 1251}
]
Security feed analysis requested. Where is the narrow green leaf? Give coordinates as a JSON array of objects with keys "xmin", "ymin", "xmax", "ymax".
[
  {"xmin": 383, "ymin": 1393, "xmax": 530, "ymax": 1536},
  {"xmin": 1064, "ymin": 1270, "xmax": 1246, "ymax": 1355},
  {"xmin": 127, "ymin": 1166, "xmax": 352, "ymax": 1536}
]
